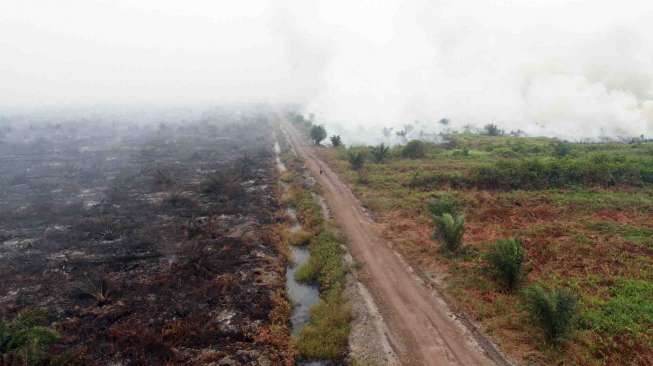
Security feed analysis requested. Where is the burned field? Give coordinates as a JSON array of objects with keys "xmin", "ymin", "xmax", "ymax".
[{"xmin": 0, "ymin": 112, "xmax": 292, "ymax": 365}]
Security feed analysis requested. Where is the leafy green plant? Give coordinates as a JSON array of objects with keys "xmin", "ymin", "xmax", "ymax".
[
  {"xmin": 485, "ymin": 238, "xmax": 525, "ymax": 291},
  {"xmin": 370, "ymin": 143, "xmax": 390, "ymax": 163},
  {"xmin": 434, "ymin": 213, "xmax": 465, "ymax": 252},
  {"xmin": 310, "ymin": 125, "xmax": 327, "ymax": 145},
  {"xmin": 330, "ymin": 135, "xmax": 342, "ymax": 147},
  {"xmin": 427, "ymin": 195, "xmax": 460, "ymax": 217},
  {"xmin": 401, "ymin": 140, "xmax": 425, "ymax": 159},
  {"xmin": 0, "ymin": 310, "xmax": 59, "ymax": 366},
  {"xmin": 552, "ymin": 141, "xmax": 572, "ymax": 157},
  {"xmin": 348, "ymin": 151, "xmax": 366, "ymax": 171},
  {"xmin": 524, "ymin": 285, "xmax": 579, "ymax": 344}
]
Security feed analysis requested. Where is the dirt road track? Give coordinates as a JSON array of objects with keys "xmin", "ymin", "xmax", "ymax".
[{"xmin": 281, "ymin": 121, "xmax": 509, "ymax": 366}]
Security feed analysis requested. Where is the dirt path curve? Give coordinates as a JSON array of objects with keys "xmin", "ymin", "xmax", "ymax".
[{"xmin": 281, "ymin": 121, "xmax": 509, "ymax": 366}]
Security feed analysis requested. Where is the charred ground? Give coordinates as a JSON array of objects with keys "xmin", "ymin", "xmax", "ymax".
[{"xmin": 0, "ymin": 109, "xmax": 293, "ymax": 365}]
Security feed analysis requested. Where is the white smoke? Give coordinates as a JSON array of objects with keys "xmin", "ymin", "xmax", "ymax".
[
  {"xmin": 2, "ymin": 0, "xmax": 652, "ymax": 141},
  {"xmin": 278, "ymin": 0, "xmax": 653, "ymax": 141}
]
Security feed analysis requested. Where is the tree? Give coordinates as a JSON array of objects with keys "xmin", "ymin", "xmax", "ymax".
[
  {"xmin": 310, "ymin": 125, "xmax": 327, "ymax": 145},
  {"xmin": 330, "ymin": 135, "xmax": 342, "ymax": 147},
  {"xmin": 484, "ymin": 123, "xmax": 504, "ymax": 136},
  {"xmin": 370, "ymin": 143, "xmax": 390, "ymax": 163}
]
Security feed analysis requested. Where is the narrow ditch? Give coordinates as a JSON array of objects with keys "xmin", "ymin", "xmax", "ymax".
[{"xmin": 274, "ymin": 138, "xmax": 328, "ymax": 366}]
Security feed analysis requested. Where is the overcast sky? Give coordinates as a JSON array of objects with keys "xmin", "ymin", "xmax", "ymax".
[{"xmin": 1, "ymin": 0, "xmax": 652, "ymax": 138}]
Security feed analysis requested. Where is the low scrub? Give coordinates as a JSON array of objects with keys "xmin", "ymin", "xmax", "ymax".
[
  {"xmin": 427, "ymin": 195, "xmax": 460, "ymax": 217},
  {"xmin": 433, "ymin": 213, "xmax": 465, "ymax": 252},
  {"xmin": 401, "ymin": 140, "xmax": 425, "ymax": 159},
  {"xmin": 348, "ymin": 151, "xmax": 366, "ymax": 171},
  {"xmin": 524, "ymin": 285, "xmax": 579, "ymax": 344},
  {"xmin": 582, "ymin": 279, "xmax": 653, "ymax": 336},
  {"xmin": 0, "ymin": 309, "xmax": 59, "ymax": 365},
  {"xmin": 485, "ymin": 238, "xmax": 524, "ymax": 291},
  {"xmin": 370, "ymin": 143, "xmax": 390, "ymax": 163},
  {"xmin": 472, "ymin": 156, "xmax": 653, "ymax": 190}
]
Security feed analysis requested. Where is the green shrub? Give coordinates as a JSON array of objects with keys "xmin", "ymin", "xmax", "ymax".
[
  {"xmin": 485, "ymin": 238, "xmax": 525, "ymax": 291},
  {"xmin": 434, "ymin": 213, "xmax": 465, "ymax": 252},
  {"xmin": 0, "ymin": 309, "xmax": 59, "ymax": 365},
  {"xmin": 401, "ymin": 140, "xmax": 425, "ymax": 159},
  {"xmin": 370, "ymin": 143, "xmax": 390, "ymax": 163},
  {"xmin": 348, "ymin": 151, "xmax": 366, "ymax": 171},
  {"xmin": 524, "ymin": 285, "xmax": 579, "ymax": 344},
  {"xmin": 427, "ymin": 195, "xmax": 460, "ymax": 217},
  {"xmin": 552, "ymin": 141, "xmax": 572, "ymax": 157}
]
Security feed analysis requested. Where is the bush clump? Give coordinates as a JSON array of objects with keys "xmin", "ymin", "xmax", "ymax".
[
  {"xmin": 330, "ymin": 135, "xmax": 342, "ymax": 147},
  {"xmin": 433, "ymin": 213, "xmax": 465, "ymax": 252},
  {"xmin": 427, "ymin": 195, "xmax": 460, "ymax": 217},
  {"xmin": 370, "ymin": 143, "xmax": 390, "ymax": 163},
  {"xmin": 471, "ymin": 156, "xmax": 651, "ymax": 190},
  {"xmin": 0, "ymin": 309, "xmax": 59, "ymax": 365},
  {"xmin": 524, "ymin": 285, "xmax": 579, "ymax": 344},
  {"xmin": 348, "ymin": 151, "xmax": 366, "ymax": 171},
  {"xmin": 401, "ymin": 140, "xmax": 425, "ymax": 159},
  {"xmin": 485, "ymin": 238, "xmax": 525, "ymax": 291}
]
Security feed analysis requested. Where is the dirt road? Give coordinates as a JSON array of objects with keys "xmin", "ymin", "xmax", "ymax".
[{"xmin": 281, "ymin": 122, "xmax": 507, "ymax": 366}]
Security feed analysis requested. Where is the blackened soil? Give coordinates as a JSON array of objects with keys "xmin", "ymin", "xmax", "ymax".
[{"xmin": 0, "ymin": 108, "xmax": 292, "ymax": 365}]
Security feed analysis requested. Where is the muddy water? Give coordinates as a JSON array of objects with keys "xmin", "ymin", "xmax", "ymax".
[{"xmin": 287, "ymin": 244, "xmax": 319, "ymax": 334}]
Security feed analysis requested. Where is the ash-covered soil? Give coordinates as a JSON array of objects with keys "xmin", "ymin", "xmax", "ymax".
[{"xmin": 0, "ymin": 109, "xmax": 292, "ymax": 365}]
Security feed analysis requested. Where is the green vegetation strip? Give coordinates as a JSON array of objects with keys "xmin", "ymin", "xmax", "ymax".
[{"xmin": 282, "ymin": 146, "xmax": 351, "ymax": 361}]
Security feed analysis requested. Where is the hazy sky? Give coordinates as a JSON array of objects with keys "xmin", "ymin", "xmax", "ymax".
[{"xmin": 2, "ymin": 0, "xmax": 653, "ymax": 138}]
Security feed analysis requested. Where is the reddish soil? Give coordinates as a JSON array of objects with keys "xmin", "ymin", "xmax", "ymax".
[{"xmin": 282, "ymin": 121, "xmax": 508, "ymax": 366}]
